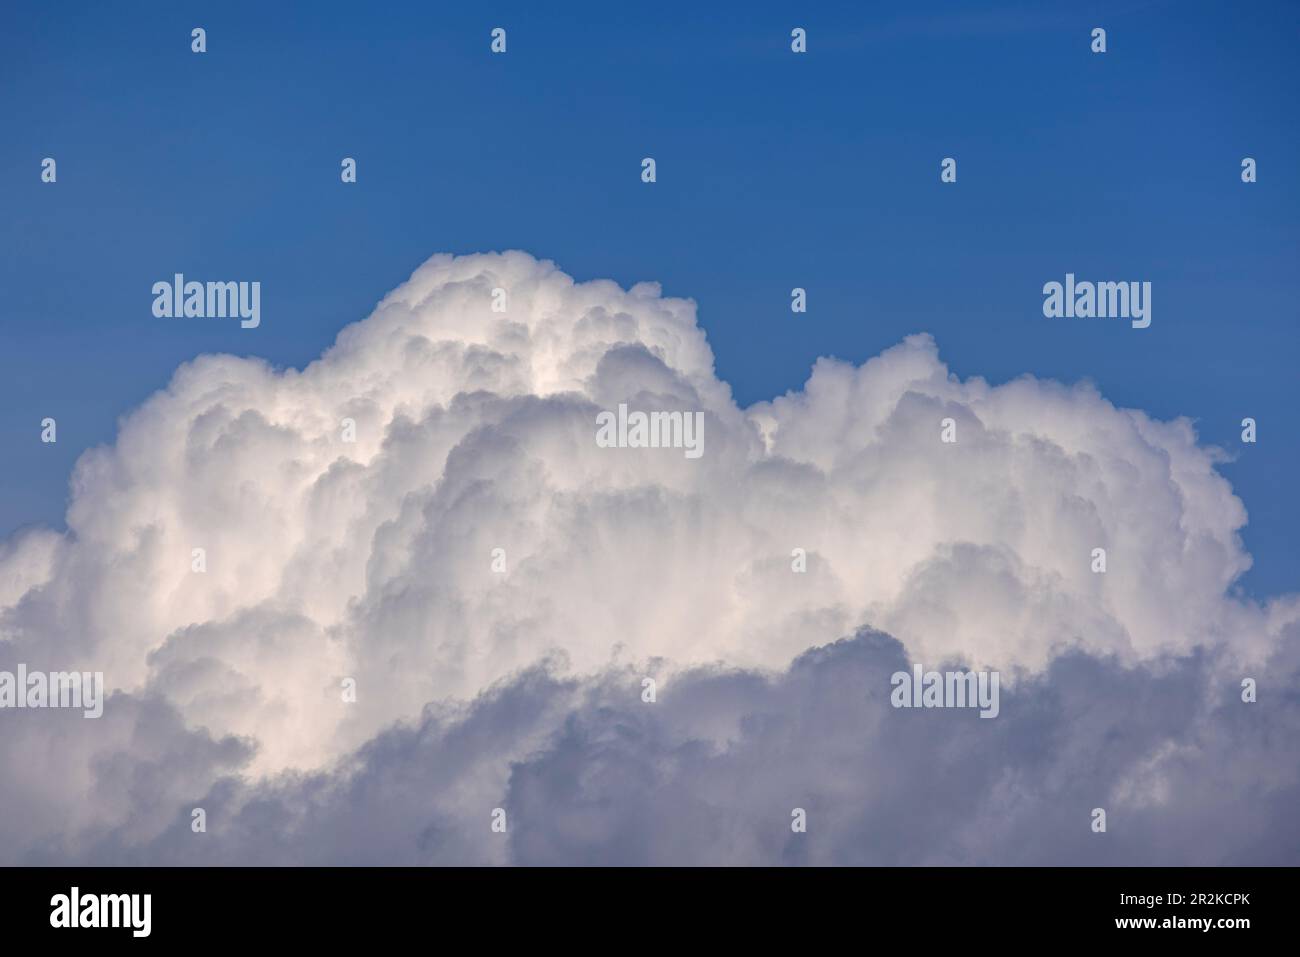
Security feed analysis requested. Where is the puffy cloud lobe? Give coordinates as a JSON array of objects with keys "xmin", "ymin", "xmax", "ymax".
[{"xmin": 0, "ymin": 250, "xmax": 1295, "ymax": 863}]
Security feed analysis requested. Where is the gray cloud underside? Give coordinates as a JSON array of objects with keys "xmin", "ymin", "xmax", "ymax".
[{"xmin": 8, "ymin": 623, "xmax": 1296, "ymax": 866}]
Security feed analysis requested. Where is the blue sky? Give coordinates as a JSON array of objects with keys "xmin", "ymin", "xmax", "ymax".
[{"xmin": 1, "ymin": 0, "xmax": 1297, "ymax": 597}]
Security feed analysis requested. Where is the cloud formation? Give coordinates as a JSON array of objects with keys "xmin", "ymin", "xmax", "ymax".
[{"xmin": 1, "ymin": 251, "xmax": 1295, "ymax": 864}]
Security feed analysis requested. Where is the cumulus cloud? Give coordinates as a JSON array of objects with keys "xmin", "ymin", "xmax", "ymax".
[{"xmin": 1, "ymin": 251, "xmax": 1295, "ymax": 864}]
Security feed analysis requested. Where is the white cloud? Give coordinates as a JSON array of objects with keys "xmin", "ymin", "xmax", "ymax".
[{"xmin": 1, "ymin": 251, "xmax": 1295, "ymax": 863}]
